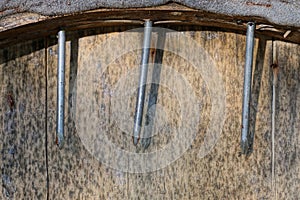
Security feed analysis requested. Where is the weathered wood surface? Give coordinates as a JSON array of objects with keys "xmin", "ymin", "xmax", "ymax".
[
  {"xmin": 275, "ymin": 41, "xmax": 300, "ymax": 199},
  {"xmin": 1, "ymin": 0, "xmax": 300, "ymax": 27},
  {"xmin": 0, "ymin": 27, "xmax": 299, "ymax": 199},
  {"xmin": 0, "ymin": 40, "xmax": 47, "ymax": 199},
  {"xmin": 46, "ymin": 29, "xmax": 131, "ymax": 199},
  {"xmin": 0, "ymin": 3, "xmax": 300, "ymax": 48}
]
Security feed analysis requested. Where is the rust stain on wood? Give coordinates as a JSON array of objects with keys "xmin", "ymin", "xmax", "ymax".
[{"xmin": 6, "ymin": 92, "xmax": 15, "ymax": 111}]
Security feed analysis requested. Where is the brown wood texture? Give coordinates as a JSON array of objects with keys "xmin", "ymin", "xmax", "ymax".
[
  {"xmin": 275, "ymin": 41, "xmax": 300, "ymax": 199},
  {"xmin": 0, "ymin": 3, "xmax": 300, "ymax": 48},
  {"xmin": 1, "ymin": 26, "xmax": 299, "ymax": 199},
  {"xmin": 46, "ymin": 29, "xmax": 130, "ymax": 199},
  {"xmin": 0, "ymin": 40, "xmax": 47, "ymax": 199}
]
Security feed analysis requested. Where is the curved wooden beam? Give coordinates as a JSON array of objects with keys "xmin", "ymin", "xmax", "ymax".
[
  {"xmin": 0, "ymin": 3, "xmax": 299, "ymax": 47},
  {"xmin": 1, "ymin": 0, "xmax": 300, "ymax": 27}
]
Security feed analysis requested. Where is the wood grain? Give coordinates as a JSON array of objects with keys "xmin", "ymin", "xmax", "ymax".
[
  {"xmin": 46, "ymin": 29, "xmax": 131, "ymax": 199},
  {"xmin": 0, "ymin": 26, "xmax": 299, "ymax": 199},
  {"xmin": 274, "ymin": 41, "xmax": 300, "ymax": 199},
  {"xmin": 0, "ymin": 40, "xmax": 47, "ymax": 199},
  {"xmin": 0, "ymin": 3, "xmax": 300, "ymax": 48}
]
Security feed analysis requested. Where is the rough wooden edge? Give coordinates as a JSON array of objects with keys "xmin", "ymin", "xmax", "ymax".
[
  {"xmin": 1, "ymin": 0, "xmax": 300, "ymax": 27},
  {"xmin": 0, "ymin": 3, "xmax": 299, "ymax": 47}
]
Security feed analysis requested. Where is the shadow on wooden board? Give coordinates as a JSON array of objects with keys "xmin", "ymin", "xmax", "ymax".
[
  {"xmin": 0, "ymin": 28, "xmax": 299, "ymax": 199},
  {"xmin": 0, "ymin": 39, "xmax": 47, "ymax": 199},
  {"xmin": 248, "ymin": 37, "xmax": 268, "ymax": 155}
]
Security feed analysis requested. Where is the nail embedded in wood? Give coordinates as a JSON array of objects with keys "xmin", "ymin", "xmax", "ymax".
[
  {"xmin": 241, "ymin": 22, "xmax": 255, "ymax": 155},
  {"xmin": 57, "ymin": 29, "xmax": 66, "ymax": 148},
  {"xmin": 271, "ymin": 61, "xmax": 278, "ymax": 198},
  {"xmin": 133, "ymin": 20, "xmax": 152, "ymax": 145},
  {"xmin": 236, "ymin": 20, "xmax": 243, "ymax": 25},
  {"xmin": 283, "ymin": 30, "xmax": 292, "ymax": 38},
  {"xmin": 141, "ymin": 30, "xmax": 166, "ymax": 149}
]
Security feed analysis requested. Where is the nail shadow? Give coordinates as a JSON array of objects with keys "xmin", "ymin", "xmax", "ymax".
[
  {"xmin": 141, "ymin": 30, "xmax": 166, "ymax": 149},
  {"xmin": 67, "ymin": 35, "xmax": 79, "ymax": 143},
  {"xmin": 247, "ymin": 37, "xmax": 267, "ymax": 155}
]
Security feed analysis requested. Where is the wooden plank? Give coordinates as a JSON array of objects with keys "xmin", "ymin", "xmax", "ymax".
[
  {"xmin": 0, "ymin": 40, "xmax": 47, "ymax": 199},
  {"xmin": 0, "ymin": 3, "xmax": 300, "ymax": 48},
  {"xmin": 187, "ymin": 31, "xmax": 274, "ymax": 199},
  {"xmin": 45, "ymin": 26, "xmax": 300, "ymax": 199},
  {"xmin": 126, "ymin": 29, "xmax": 275, "ymax": 199},
  {"xmin": 274, "ymin": 41, "xmax": 300, "ymax": 199},
  {"xmin": 46, "ymin": 29, "xmax": 129, "ymax": 199},
  {"xmin": 1, "ymin": 25, "xmax": 298, "ymax": 199},
  {"xmin": 1, "ymin": 1, "xmax": 300, "ymax": 31}
]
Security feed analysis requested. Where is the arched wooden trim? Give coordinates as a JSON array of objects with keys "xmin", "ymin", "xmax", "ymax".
[{"xmin": 0, "ymin": 3, "xmax": 299, "ymax": 48}]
